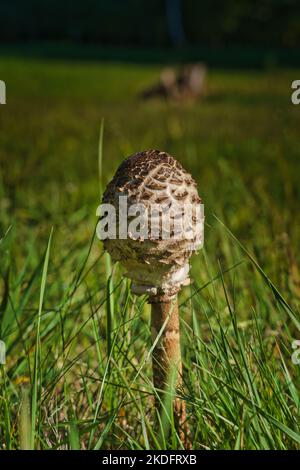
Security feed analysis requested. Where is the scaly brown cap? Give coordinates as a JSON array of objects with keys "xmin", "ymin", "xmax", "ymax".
[{"xmin": 102, "ymin": 150, "xmax": 204, "ymax": 301}]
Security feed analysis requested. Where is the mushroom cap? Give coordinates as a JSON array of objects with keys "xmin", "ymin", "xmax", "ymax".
[{"xmin": 102, "ymin": 150, "xmax": 204, "ymax": 300}]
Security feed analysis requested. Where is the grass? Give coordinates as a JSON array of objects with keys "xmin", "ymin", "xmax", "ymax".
[{"xmin": 0, "ymin": 56, "xmax": 300, "ymax": 449}]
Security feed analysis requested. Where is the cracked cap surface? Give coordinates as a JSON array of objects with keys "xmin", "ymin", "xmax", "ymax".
[{"xmin": 102, "ymin": 149, "xmax": 204, "ymax": 300}]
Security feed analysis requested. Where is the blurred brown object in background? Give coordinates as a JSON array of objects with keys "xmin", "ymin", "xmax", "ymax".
[{"xmin": 140, "ymin": 63, "xmax": 207, "ymax": 101}]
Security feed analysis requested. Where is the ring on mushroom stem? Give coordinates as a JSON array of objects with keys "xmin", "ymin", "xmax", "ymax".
[{"xmin": 101, "ymin": 149, "xmax": 204, "ymax": 448}]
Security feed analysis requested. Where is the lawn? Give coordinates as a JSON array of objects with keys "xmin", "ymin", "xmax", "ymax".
[{"xmin": 0, "ymin": 57, "xmax": 300, "ymax": 449}]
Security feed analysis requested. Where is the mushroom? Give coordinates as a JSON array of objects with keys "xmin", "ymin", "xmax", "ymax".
[{"xmin": 101, "ymin": 149, "xmax": 204, "ymax": 446}]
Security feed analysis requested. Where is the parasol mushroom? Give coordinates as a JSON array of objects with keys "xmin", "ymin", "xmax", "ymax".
[{"xmin": 100, "ymin": 149, "xmax": 204, "ymax": 446}]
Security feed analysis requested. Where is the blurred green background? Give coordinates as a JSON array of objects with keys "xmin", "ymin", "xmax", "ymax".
[{"xmin": 1, "ymin": 59, "xmax": 299, "ymax": 280}]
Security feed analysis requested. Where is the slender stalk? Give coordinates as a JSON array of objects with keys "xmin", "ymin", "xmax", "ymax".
[{"xmin": 150, "ymin": 296, "xmax": 190, "ymax": 447}]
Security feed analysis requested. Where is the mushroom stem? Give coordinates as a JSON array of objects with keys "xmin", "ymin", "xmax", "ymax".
[{"xmin": 150, "ymin": 296, "xmax": 190, "ymax": 447}]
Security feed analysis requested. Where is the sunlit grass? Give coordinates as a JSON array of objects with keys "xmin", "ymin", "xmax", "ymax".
[{"xmin": 0, "ymin": 57, "xmax": 299, "ymax": 449}]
